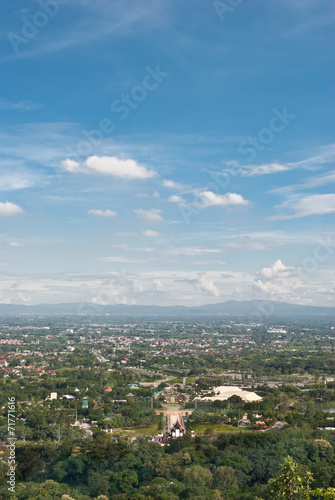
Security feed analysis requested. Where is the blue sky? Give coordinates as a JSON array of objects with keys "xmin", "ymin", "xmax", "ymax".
[{"xmin": 0, "ymin": 0, "xmax": 334, "ymax": 306}]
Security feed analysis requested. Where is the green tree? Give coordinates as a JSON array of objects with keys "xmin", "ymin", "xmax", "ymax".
[
  {"xmin": 183, "ymin": 465, "xmax": 212, "ymax": 488},
  {"xmin": 268, "ymin": 456, "xmax": 313, "ymax": 499},
  {"xmin": 113, "ymin": 469, "xmax": 138, "ymax": 492},
  {"xmin": 212, "ymin": 466, "xmax": 238, "ymax": 491},
  {"xmin": 88, "ymin": 471, "xmax": 110, "ymax": 497}
]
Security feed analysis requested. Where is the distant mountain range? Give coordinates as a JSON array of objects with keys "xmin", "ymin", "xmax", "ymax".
[{"xmin": 0, "ymin": 300, "xmax": 334, "ymax": 319}]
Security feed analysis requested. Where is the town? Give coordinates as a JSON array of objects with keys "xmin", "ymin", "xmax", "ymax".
[{"xmin": 1, "ymin": 315, "xmax": 335, "ymax": 498}]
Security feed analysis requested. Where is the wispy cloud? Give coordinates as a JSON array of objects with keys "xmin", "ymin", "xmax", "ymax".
[
  {"xmin": 3, "ymin": 0, "xmax": 169, "ymax": 61},
  {"xmin": 168, "ymin": 246, "xmax": 221, "ymax": 256},
  {"xmin": 136, "ymin": 191, "xmax": 160, "ymax": 198},
  {"xmin": 193, "ymin": 260, "xmax": 226, "ymax": 266},
  {"xmin": 270, "ymin": 170, "xmax": 335, "ymax": 194},
  {"xmin": 0, "ymin": 170, "xmax": 45, "ymax": 191},
  {"xmin": 221, "ymin": 236, "xmax": 285, "ymax": 251},
  {"xmin": 101, "ymin": 256, "xmax": 147, "ymax": 263},
  {"xmin": 141, "ymin": 229, "xmax": 161, "ymax": 237},
  {"xmin": 269, "ymin": 193, "xmax": 335, "ymax": 220},
  {"xmin": 226, "ymin": 144, "xmax": 335, "ymax": 177},
  {"xmin": 0, "ymin": 99, "xmax": 42, "ymax": 111}
]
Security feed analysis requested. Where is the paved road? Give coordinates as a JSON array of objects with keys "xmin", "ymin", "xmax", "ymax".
[
  {"xmin": 91, "ymin": 349, "xmax": 109, "ymax": 364},
  {"xmin": 126, "ymin": 366, "xmax": 174, "ymax": 384},
  {"xmin": 265, "ymin": 421, "xmax": 285, "ymax": 432}
]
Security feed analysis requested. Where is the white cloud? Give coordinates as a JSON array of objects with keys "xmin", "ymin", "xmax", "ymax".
[
  {"xmin": 92, "ymin": 290, "xmax": 128, "ymax": 306},
  {"xmin": 0, "ymin": 201, "xmax": 24, "ymax": 216},
  {"xmin": 0, "ymin": 99, "xmax": 42, "ymax": 111},
  {"xmin": 61, "ymin": 158, "xmax": 81, "ymax": 173},
  {"xmin": 260, "ymin": 259, "xmax": 293, "ymax": 279},
  {"xmin": 0, "ymin": 293, "xmax": 11, "ymax": 304},
  {"xmin": 168, "ymin": 191, "xmax": 249, "ymax": 209},
  {"xmin": 131, "ymin": 280, "xmax": 144, "ymax": 292},
  {"xmin": 134, "ymin": 208, "xmax": 163, "ymax": 221},
  {"xmin": 141, "ymin": 230, "xmax": 161, "ymax": 237},
  {"xmin": 0, "ymin": 268, "xmax": 334, "ymax": 307},
  {"xmin": 162, "ymin": 179, "xmax": 184, "ymax": 189},
  {"xmin": 153, "ymin": 279, "xmax": 165, "ymax": 291},
  {"xmin": 269, "ymin": 194, "xmax": 335, "ymax": 220},
  {"xmin": 253, "ymin": 278, "xmax": 299, "ymax": 299},
  {"xmin": 253, "ymin": 259, "xmax": 300, "ymax": 302},
  {"xmin": 88, "ymin": 209, "xmax": 117, "ymax": 217},
  {"xmin": 197, "ymin": 191, "xmax": 249, "ymax": 208},
  {"xmin": 9, "ymin": 242, "xmax": 24, "ymax": 247},
  {"xmin": 61, "ymin": 155, "xmax": 157, "ymax": 179},
  {"xmin": 168, "ymin": 195, "xmax": 186, "ymax": 204},
  {"xmin": 136, "ymin": 191, "xmax": 160, "ymax": 198},
  {"xmin": 188, "ymin": 275, "xmax": 220, "ymax": 297}
]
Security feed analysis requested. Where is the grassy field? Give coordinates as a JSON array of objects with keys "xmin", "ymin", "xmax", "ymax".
[
  {"xmin": 108, "ymin": 421, "xmax": 247, "ymax": 438},
  {"xmin": 191, "ymin": 423, "xmax": 247, "ymax": 434},
  {"xmin": 111, "ymin": 424, "xmax": 160, "ymax": 437}
]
